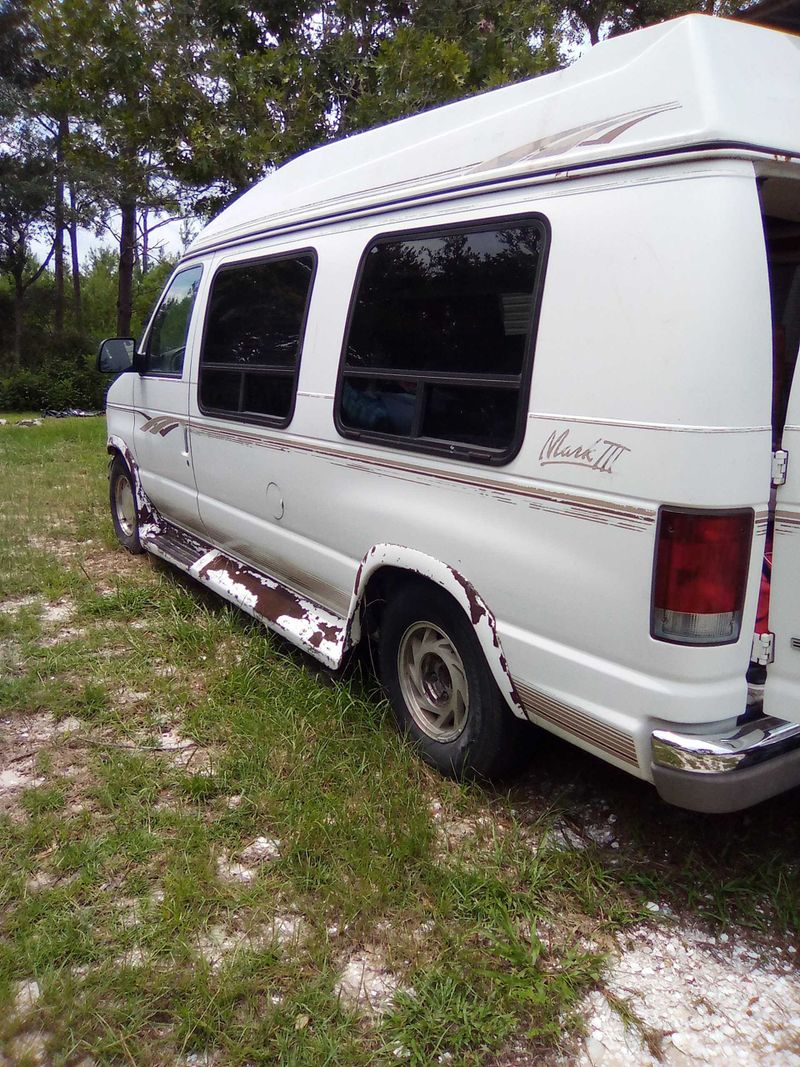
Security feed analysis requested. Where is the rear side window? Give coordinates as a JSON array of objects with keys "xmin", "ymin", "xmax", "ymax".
[
  {"xmin": 199, "ymin": 252, "xmax": 316, "ymax": 426},
  {"xmin": 336, "ymin": 217, "xmax": 547, "ymax": 463}
]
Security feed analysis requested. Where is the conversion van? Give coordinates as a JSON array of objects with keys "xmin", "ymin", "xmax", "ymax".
[{"xmin": 99, "ymin": 15, "xmax": 800, "ymax": 813}]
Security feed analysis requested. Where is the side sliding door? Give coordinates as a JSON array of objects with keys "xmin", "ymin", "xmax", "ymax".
[{"xmin": 188, "ymin": 248, "xmax": 326, "ymax": 593}]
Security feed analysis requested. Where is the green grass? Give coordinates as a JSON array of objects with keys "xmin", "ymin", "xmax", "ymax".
[{"xmin": 0, "ymin": 416, "xmax": 798, "ymax": 1065}]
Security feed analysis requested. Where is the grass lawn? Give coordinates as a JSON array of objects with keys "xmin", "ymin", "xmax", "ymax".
[{"xmin": 0, "ymin": 415, "xmax": 798, "ymax": 1066}]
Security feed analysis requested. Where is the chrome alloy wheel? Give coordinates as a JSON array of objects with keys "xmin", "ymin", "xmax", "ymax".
[
  {"xmin": 397, "ymin": 621, "xmax": 469, "ymax": 742},
  {"xmin": 113, "ymin": 475, "xmax": 137, "ymax": 538}
]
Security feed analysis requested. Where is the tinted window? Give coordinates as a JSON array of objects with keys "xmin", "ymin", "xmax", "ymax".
[
  {"xmin": 338, "ymin": 220, "xmax": 544, "ymax": 459},
  {"xmin": 146, "ymin": 266, "xmax": 203, "ymax": 376},
  {"xmin": 199, "ymin": 254, "xmax": 315, "ymax": 424}
]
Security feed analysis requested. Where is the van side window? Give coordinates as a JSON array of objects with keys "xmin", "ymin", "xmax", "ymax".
[
  {"xmin": 145, "ymin": 266, "xmax": 203, "ymax": 377},
  {"xmin": 336, "ymin": 219, "xmax": 546, "ymax": 462},
  {"xmin": 198, "ymin": 252, "xmax": 316, "ymax": 425}
]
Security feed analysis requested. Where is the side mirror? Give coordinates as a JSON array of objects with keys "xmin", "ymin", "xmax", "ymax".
[{"xmin": 97, "ymin": 337, "xmax": 136, "ymax": 373}]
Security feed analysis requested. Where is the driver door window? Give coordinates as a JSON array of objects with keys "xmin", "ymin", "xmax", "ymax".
[{"xmin": 145, "ymin": 266, "xmax": 203, "ymax": 376}]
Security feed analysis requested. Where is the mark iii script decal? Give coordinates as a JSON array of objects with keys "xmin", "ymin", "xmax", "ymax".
[{"xmin": 539, "ymin": 429, "xmax": 629, "ymax": 474}]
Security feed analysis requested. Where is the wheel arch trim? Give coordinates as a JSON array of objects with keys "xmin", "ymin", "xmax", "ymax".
[
  {"xmin": 347, "ymin": 544, "xmax": 526, "ymax": 718},
  {"xmin": 107, "ymin": 434, "xmax": 162, "ymax": 539}
]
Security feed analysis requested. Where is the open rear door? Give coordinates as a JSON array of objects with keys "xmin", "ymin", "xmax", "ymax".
[
  {"xmin": 764, "ymin": 416, "xmax": 800, "ymax": 724},
  {"xmin": 760, "ymin": 172, "xmax": 800, "ymax": 725}
]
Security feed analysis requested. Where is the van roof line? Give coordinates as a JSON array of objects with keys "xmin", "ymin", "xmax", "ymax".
[
  {"xmin": 189, "ymin": 15, "xmax": 800, "ymax": 256},
  {"xmin": 183, "ymin": 142, "xmax": 798, "ymax": 260}
]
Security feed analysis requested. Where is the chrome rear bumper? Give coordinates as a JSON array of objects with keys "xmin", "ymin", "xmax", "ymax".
[{"xmin": 651, "ymin": 715, "xmax": 800, "ymax": 813}]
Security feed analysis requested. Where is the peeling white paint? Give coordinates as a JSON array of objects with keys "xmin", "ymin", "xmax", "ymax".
[{"xmin": 202, "ymin": 567, "xmax": 260, "ymax": 610}]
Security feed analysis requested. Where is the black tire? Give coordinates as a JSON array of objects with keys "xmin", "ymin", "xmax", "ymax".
[
  {"xmin": 109, "ymin": 455, "xmax": 144, "ymax": 554},
  {"xmin": 378, "ymin": 581, "xmax": 527, "ymax": 780}
]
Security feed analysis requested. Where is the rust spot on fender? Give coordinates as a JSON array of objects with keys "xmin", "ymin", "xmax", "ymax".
[
  {"xmin": 449, "ymin": 568, "xmax": 487, "ymax": 627},
  {"xmin": 353, "ymin": 561, "xmax": 365, "ymax": 596},
  {"xmin": 450, "ymin": 566, "xmax": 524, "ymax": 711}
]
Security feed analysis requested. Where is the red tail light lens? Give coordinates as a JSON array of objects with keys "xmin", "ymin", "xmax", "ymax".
[{"xmin": 652, "ymin": 508, "xmax": 754, "ymax": 645}]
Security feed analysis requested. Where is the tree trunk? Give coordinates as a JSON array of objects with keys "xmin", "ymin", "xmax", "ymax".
[
  {"xmin": 53, "ymin": 115, "xmax": 67, "ymax": 339},
  {"xmin": 68, "ymin": 180, "xmax": 82, "ymax": 332},
  {"xmin": 13, "ymin": 280, "xmax": 24, "ymax": 370},
  {"xmin": 141, "ymin": 205, "xmax": 149, "ymax": 275},
  {"xmin": 117, "ymin": 197, "xmax": 136, "ymax": 336}
]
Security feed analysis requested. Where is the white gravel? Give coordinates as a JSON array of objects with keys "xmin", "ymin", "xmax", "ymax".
[
  {"xmin": 240, "ymin": 835, "xmax": 281, "ymax": 863},
  {"xmin": 0, "ymin": 595, "xmax": 39, "ymax": 614},
  {"xmin": 40, "ymin": 600, "xmax": 74, "ymax": 624},
  {"xmin": 574, "ymin": 922, "xmax": 800, "ymax": 1066},
  {"xmin": 193, "ymin": 913, "xmax": 306, "ymax": 970},
  {"xmin": 11, "ymin": 979, "xmax": 41, "ymax": 1016},
  {"xmin": 334, "ymin": 949, "xmax": 404, "ymax": 1016},
  {"xmin": 216, "ymin": 835, "xmax": 282, "ymax": 883}
]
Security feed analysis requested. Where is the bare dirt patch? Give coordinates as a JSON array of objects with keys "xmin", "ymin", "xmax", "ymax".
[
  {"xmin": 84, "ymin": 544, "xmax": 156, "ymax": 590},
  {"xmin": 40, "ymin": 626, "xmax": 88, "ymax": 648},
  {"xmin": 240, "ymin": 835, "xmax": 281, "ymax": 864},
  {"xmin": 113, "ymin": 686, "xmax": 152, "ymax": 709},
  {"xmin": 150, "ymin": 728, "xmax": 216, "ymax": 775},
  {"xmin": 0, "ymin": 716, "xmax": 49, "ymax": 815},
  {"xmin": 0, "ymin": 637, "xmax": 23, "ymax": 675},
  {"xmin": 27, "ymin": 535, "xmax": 81, "ymax": 559},
  {"xmin": 428, "ymin": 796, "xmax": 506, "ymax": 856},
  {"xmin": 0, "ymin": 711, "xmax": 94, "ymax": 820},
  {"xmin": 181, "ymin": 1052, "xmax": 221, "ymax": 1067},
  {"xmin": 27, "ymin": 531, "xmax": 154, "ymax": 591},
  {"xmin": 3, "ymin": 1030, "xmax": 51, "ymax": 1067},
  {"xmin": 0, "ymin": 595, "xmax": 76, "ymax": 627},
  {"xmin": 10, "ymin": 979, "xmax": 41, "ymax": 1017}
]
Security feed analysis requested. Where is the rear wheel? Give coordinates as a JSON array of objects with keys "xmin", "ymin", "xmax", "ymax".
[
  {"xmin": 109, "ymin": 455, "xmax": 143, "ymax": 554},
  {"xmin": 379, "ymin": 581, "xmax": 525, "ymax": 779}
]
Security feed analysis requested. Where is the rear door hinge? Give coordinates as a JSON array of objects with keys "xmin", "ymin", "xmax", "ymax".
[
  {"xmin": 751, "ymin": 631, "xmax": 775, "ymax": 666},
  {"xmin": 772, "ymin": 449, "xmax": 789, "ymax": 487}
]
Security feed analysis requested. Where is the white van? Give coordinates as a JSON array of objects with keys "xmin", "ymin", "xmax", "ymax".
[{"xmin": 99, "ymin": 14, "xmax": 800, "ymax": 813}]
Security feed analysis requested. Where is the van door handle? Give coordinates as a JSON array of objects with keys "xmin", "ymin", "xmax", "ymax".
[{"xmin": 181, "ymin": 426, "xmax": 190, "ymax": 464}]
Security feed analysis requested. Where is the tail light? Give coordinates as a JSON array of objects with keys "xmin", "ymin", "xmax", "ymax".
[{"xmin": 652, "ymin": 508, "xmax": 754, "ymax": 645}]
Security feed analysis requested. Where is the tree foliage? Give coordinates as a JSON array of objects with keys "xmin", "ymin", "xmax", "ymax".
[{"xmin": 0, "ymin": 0, "xmax": 741, "ymax": 404}]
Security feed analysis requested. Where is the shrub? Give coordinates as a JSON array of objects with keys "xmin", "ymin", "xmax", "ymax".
[
  {"xmin": 0, "ymin": 369, "xmax": 47, "ymax": 411},
  {"xmin": 0, "ymin": 355, "xmax": 110, "ymax": 412}
]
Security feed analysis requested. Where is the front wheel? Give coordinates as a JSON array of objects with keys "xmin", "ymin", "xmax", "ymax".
[
  {"xmin": 109, "ymin": 455, "xmax": 143, "ymax": 554},
  {"xmin": 378, "ymin": 582, "xmax": 526, "ymax": 780}
]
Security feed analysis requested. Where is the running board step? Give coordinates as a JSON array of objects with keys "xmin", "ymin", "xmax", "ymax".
[
  {"xmin": 148, "ymin": 526, "xmax": 208, "ymax": 569},
  {"xmin": 143, "ymin": 523, "xmax": 347, "ymax": 669}
]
